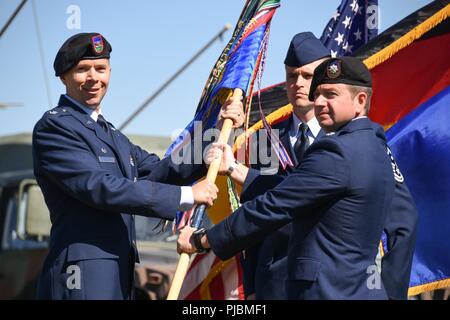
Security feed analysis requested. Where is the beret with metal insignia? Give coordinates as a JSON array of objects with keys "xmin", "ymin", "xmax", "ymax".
[
  {"xmin": 53, "ymin": 32, "xmax": 112, "ymax": 77},
  {"xmin": 308, "ymin": 56, "xmax": 372, "ymax": 101}
]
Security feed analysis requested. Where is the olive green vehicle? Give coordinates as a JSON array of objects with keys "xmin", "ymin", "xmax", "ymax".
[{"xmin": 0, "ymin": 133, "xmax": 179, "ymax": 300}]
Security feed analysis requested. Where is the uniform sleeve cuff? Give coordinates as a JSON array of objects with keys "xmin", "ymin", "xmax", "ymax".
[{"xmin": 179, "ymin": 186, "xmax": 194, "ymax": 211}]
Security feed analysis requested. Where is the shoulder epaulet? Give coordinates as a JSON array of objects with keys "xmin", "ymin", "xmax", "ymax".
[{"xmin": 45, "ymin": 106, "xmax": 70, "ymax": 117}]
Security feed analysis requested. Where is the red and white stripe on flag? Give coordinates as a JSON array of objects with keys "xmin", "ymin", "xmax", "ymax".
[{"xmin": 179, "ymin": 251, "xmax": 245, "ymax": 300}]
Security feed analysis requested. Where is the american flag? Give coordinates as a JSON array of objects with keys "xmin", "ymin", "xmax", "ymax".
[
  {"xmin": 179, "ymin": 251, "xmax": 245, "ymax": 300},
  {"xmin": 320, "ymin": 0, "xmax": 379, "ymax": 57}
]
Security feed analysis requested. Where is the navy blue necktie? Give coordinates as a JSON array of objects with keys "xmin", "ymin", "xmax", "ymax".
[
  {"xmin": 293, "ymin": 123, "xmax": 310, "ymax": 161},
  {"xmin": 97, "ymin": 114, "xmax": 111, "ymax": 135}
]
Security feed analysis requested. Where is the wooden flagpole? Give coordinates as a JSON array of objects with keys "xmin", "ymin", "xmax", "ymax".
[{"xmin": 167, "ymin": 88, "xmax": 243, "ymax": 300}]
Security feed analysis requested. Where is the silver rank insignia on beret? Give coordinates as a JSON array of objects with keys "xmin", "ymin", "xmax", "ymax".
[
  {"xmin": 327, "ymin": 60, "xmax": 341, "ymax": 79},
  {"xmin": 386, "ymin": 146, "xmax": 404, "ymax": 183}
]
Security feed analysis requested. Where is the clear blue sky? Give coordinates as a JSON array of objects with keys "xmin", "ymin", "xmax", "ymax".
[{"xmin": 0, "ymin": 0, "xmax": 431, "ymax": 139}]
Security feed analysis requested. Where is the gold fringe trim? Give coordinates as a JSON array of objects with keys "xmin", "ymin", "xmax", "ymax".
[
  {"xmin": 199, "ymin": 257, "xmax": 235, "ymax": 299},
  {"xmin": 364, "ymin": 4, "xmax": 450, "ymax": 70},
  {"xmin": 383, "ymin": 122, "xmax": 395, "ymax": 131},
  {"xmin": 379, "ymin": 240, "xmax": 385, "ymax": 257},
  {"xmin": 408, "ymin": 278, "xmax": 450, "ymax": 297},
  {"xmin": 233, "ymin": 103, "xmax": 293, "ymax": 152}
]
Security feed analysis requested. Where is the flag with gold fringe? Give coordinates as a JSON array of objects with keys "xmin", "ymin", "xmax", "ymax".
[{"xmin": 357, "ymin": 0, "xmax": 450, "ymax": 296}]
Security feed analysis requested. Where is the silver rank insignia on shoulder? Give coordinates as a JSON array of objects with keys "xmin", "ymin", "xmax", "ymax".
[
  {"xmin": 130, "ymin": 155, "xmax": 135, "ymax": 166},
  {"xmin": 101, "ymin": 147, "xmax": 108, "ymax": 154},
  {"xmin": 386, "ymin": 146, "xmax": 404, "ymax": 183},
  {"xmin": 49, "ymin": 110, "xmax": 58, "ymax": 115}
]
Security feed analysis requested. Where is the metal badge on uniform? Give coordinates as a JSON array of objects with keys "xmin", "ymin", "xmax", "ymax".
[
  {"xmin": 386, "ymin": 146, "xmax": 404, "ymax": 183},
  {"xmin": 130, "ymin": 155, "xmax": 135, "ymax": 167},
  {"xmin": 327, "ymin": 60, "xmax": 341, "ymax": 79},
  {"xmin": 101, "ymin": 147, "xmax": 108, "ymax": 154},
  {"xmin": 98, "ymin": 156, "xmax": 116, "ymax": 163}
]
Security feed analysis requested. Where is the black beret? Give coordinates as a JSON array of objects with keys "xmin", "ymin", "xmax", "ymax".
[
  {"xmin": 54, "ymin": 33, "xmax": 112, "ymax": 76},
  {"xmin": 308, "ymin": 56, "xmax": 372, "ymax": 101},
  {"xmin": 284, "ymin": 32, "xmax": 330, "ymax": 67}
]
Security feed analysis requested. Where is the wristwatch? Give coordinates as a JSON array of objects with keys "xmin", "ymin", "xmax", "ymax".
[
  {"xmin": 192, "ymin": 228, "xmax": 210, "ymax": 254},
  {"xmin": 226, "ymin": 160, "xmax": 239, "ymax": 176}
]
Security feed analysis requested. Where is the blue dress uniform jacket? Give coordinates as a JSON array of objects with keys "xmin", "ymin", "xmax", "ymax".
[
  {"xmin": 241, "ymin": 119, "xmax": 418, "ymax": 300},
  {"xmin": 208, "ymin": 118, "xmax": 395, "ymax": 299},
  {"xmin": 240, "ymin": 117, "xmax": 324, "ymax": 299},
  {"xmin": 33, "ymin": 95, "xmax": 204, "ymax": 299},
  {"xmin": 380, "ymin": 169, "xmax": 418, "ymax": 299}
]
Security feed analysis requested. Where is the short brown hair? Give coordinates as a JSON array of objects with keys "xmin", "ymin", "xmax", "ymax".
[{"xmin": 347, "ymin": 85, "xmax": 373, "ymax": 113}]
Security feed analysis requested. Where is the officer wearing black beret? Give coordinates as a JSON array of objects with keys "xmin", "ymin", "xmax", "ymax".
[
  {"xmin": 178, "ymin": 55, "xmax": 415, "ymax": 299},
  {"xmin": 53, "ymin": 32, "xmax": 112, "ymax": 77},
  {"xmin": 311, "ymin": 57, "xmax": 418, "ymax": 300},
  {"xmin": 308, "ymin": 56, "xmax": 372, "ymax": 102},
  {"xmin": 308, "ymin": 56, "xmax": 373, "ymax": 132},
  {"xmin": 32, "ymin": 32, "xmax": 244, "ymax": 299},
  {"xmin": 310, "ymin": 56, "xmax": 417, "ymax": 300}
]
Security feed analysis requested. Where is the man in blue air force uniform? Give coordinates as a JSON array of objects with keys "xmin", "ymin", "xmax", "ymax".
[
  {"xmin": 178, "ymin": 57, "xmax": 416, "ymax": 299},
  {"xmin": 237, "ymin": 32, "xmax": 329, "ymax": 299},
  {"xmin": 33, "ymin": 33, "xmax": 243, "ymax": 299}
]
